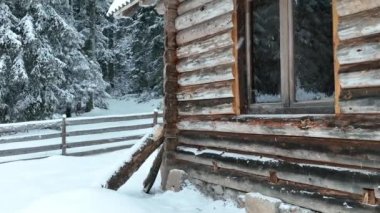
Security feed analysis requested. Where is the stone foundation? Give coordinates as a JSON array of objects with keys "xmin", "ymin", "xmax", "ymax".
[{"xmin": 165, "ymin": 169, "xmax": 317, "ymax": 213}]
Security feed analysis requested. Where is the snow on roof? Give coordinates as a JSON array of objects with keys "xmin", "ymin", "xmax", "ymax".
[
  {"xmin": 107, "ymin": 0, "xmax": 137, "ymax": 17},
  {"xmin": 108, "ymin": 0, "xmax": 161, "ymax": 17}
]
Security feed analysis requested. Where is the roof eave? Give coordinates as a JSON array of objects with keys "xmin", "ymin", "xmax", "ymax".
[
  {"xmin": 109, "ymin": 0, "xmax": 164, "ymax": 18},
  {"xmin": 112, "ymin": 0, "xmax": 140, "ymax": 18}
]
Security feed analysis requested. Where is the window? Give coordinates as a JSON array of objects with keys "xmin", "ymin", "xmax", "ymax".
[{"xmin": 246, "ymin": 0, "xmax": 335, "ymax": 114}]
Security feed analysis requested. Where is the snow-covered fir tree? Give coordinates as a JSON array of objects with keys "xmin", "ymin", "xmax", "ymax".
[
  {"xmin": 112, "ymin": 7, "xmax": 164, "ymax": 100},
  {"xmin": 0, "ymin": 0, "xmax": 164, "ymax": 122}
]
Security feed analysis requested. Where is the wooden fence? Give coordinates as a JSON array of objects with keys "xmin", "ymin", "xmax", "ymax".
[{"xmin": 0, "ymin": 111, "xmax": 162, "ymax": 163}]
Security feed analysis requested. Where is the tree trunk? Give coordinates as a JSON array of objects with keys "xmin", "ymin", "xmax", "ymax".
[{"xmin": 89, "ymin": 0, "xmax": 96, "ymax": 60}]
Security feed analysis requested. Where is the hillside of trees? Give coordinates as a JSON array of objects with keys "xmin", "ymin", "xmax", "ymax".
[{"xmin": 0, "ymin": 0, "xmax": 163, "ymax": 122}]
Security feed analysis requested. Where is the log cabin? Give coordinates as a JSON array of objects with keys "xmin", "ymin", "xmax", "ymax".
[{"xmin": 108, "ymin": 0, "xmax": 380, "ymax": 212}]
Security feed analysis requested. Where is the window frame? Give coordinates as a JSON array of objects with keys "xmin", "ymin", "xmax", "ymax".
[{"xmin": 245, "ymin": 0, "xmax": 335, "ymax": 114}]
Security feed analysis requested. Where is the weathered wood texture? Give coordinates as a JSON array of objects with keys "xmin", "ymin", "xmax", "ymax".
[
  {"xmin": 173, "ymin": 160, "xmax": 380, "ymax": 213},
  {"xmin": 161, "ymin": 0, "xmax": 180, "ymax": 190},
  {"xmin": 105, "ymin": 126, "xmax": 164, "ymax": 190},
  {"xmin": 175, "ymin": 0, "xmax": 236, "ymax": 115},
  {"xmin": 0, "ymin": 113, "xmax": 161, "ymax": 162},
  {"xmin": 336, "ymin": 0, "xmax": 380, "ymax": 114},
  {"xmin": 160, "ymin": 0, "xmax": 380, "ymax": 210},
  {"xmin": 143, "ymin": 145, "xmax": 164, "ymax": 193},
  {"xmin": 173, "ymin": 114, "xmax": 380, "ymax": 210}
]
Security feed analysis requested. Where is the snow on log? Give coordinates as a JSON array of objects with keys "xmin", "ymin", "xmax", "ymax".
[{"xmin": 105, "ymin": 125, "xmax": 164, "ymax": 190}]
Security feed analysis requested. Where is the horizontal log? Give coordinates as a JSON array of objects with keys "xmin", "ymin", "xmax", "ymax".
[
  {"xmin": 177, "ymin": 80, "xmax": 234, "ymax": 101},
  {"xmin": 178, "ymin": 0, "xmax": 215, "ymax": 15},
  {"xmin": 178, "ymin": 64, "xmax": 234, "ymax": 87},
  {"xmin": 66, "ymin": 113, "xmax": 162, "ymax": 126},
  {"xmin": 178, "ymin": 98, "xmax": 234, "ymax": 115},
  {"xmin": 178, "ymin": 131, "xmax": 380, "ymax": 169},
  {"xmin": 339, "ymin": 59, "xmax": 380, "ymax": 73},
  {"xmin": 177, "ymin": 47, "xmax": 234, "ymax": 73},
  {"xmin": 67, "ymin": 144, "xmax": 134, "ymax": 157},
  {"xmin": 0, "ymin": 132, "xmax": 61, "ymax": 144},
  {"xmin": 340, "ymin": 87, "xmax": 380, "ymax": 100},
  {"xmin": 338, "ymin": 41, "xmax": 380, "ymax": 65},
  {"xmin": 178, "ymin": 114, "xmax": 380, "ymax": 129},
  {"xmin": 340, "ymin": 98, "xmax": 380, "ymax": 114},
  {"xmin": 336, "ymin": 0, "xmax": 380, "ymax": 17},
  {"xmin": 174, "ymin": 160, "xmax": 379, "ymax": 213},
  {"xmin": 177, "ymin": 32, "xmax": 233, "ymax": 59},
  {"xmin": 177, "ymin": 118, "xmax": 380, "ymax": 141},
  {"xmin": 175, "ymin": 146, "xmax": 380, "ymax": 195},
  {"xmin": 68, "ymin": 135, "xmax": 143, "ymax": 149},
  {"xmin": 0, "ymin": 144, "xmax": 61, "ymax": 157},
  {"xmin": 0, "ymin": 120, "xmax": 61, "ymax": 135},
  {"xmin": 340, "ymin": 69, "xmax": 380, "ymax": 89},
  {"xmin": 177, "ymin": 13, "xmax": 233, "ymax": 45},
  {"xmin": 0, "ymin": 136, "xmax": 143, "ymax": 158},
  {"xmin": 339, "ymin": 7, "xmax": 380, "ymax": 41},
  {"xmin": 175, "ymin": 0, "xmax": 233, "ymax": 31},
  {"xmin": 67, "ymin": 124, "xmax": 153, "ymax": 137}
]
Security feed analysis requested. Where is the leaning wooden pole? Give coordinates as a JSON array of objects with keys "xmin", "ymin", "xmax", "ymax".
[
  {"xmin": 105, "ymin": 125, "xmax": 164, "ymax": 190},
  {"xmin": 143, "ymin": 145, "xmax": 165, "ymax": 193}
]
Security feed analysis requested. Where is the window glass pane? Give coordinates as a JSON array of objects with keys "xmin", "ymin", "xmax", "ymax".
[
  {"xmin": 293, "ymin": 0, "xmax": 334, "ymax": 102},
  {"xmin": 252, "ymin": 0, "xmax": 281, "ymax": 103}
]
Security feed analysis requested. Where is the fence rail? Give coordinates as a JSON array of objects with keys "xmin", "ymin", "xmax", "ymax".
[{"xmin": 0, "ymin": 111, "xmax": 162, "ymax": 163}]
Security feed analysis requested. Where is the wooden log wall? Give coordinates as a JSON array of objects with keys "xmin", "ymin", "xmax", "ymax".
[
  {"xmin": 165, "ymin": 0, "xmax": 380, "ymax": 212},
  {"xmin": 335, "ymin": 0, "xmax": 380, "ymax": 114},
  {"xmin": 175, "ymin": 0, "xmax": 237, "ymax": 116},
  {"xmin": 174, "ymin": 114, "xmax": 380, "ymax": 212}
]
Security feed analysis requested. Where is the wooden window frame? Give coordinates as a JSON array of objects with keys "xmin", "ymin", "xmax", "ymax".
[{"xmin": 245, "ymin": 0, "xmax": 335, "ymax": 114}]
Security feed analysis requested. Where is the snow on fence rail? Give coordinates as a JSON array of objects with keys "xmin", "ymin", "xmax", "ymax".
[{"xmin": 0, "ymin": 111, "xmax": 162, "ymax": 163}]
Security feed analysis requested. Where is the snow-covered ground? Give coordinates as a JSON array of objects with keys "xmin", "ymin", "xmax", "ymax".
[
  {"xmin": 0, "ymin": 147, "xmax": 242, "ymax": 213},
  {"xmin": 83, "ymin": 97, "xmax": 162, "ymax": 117},
  {"xmin": 0, "ymin": 97, "xmax": 242, "ymax": 213}
]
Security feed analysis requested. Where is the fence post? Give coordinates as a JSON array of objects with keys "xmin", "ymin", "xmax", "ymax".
[
  {"xmin": 61, "ymin": 114, "xmax": 67, "ymax": 155},
  {"xmin": 153, "ymin": 109, "xmax": 158, "ymax": 126}
]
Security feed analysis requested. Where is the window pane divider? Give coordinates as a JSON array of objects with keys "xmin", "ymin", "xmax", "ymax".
[
  {"xmin": 288, "ymin": 0, "xmax": 296, "ymax": 105},
  {"xmin": 280, "ymin": 0, "xmax": 290, "ymax": 108}
]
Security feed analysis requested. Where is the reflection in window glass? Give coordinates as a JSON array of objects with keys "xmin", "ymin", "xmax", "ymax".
[
  {"xmin": 293, "ymin": 0, "xmax": 334, "ymax": 102},
  {"xmin": 252, "ymin": 0, "xmax": 281, "ymax": 103}
]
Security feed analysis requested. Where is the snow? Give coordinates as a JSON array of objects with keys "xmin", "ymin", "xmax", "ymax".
[
  {"xmin": 247, "ymin": 192, "xmax": 282, "ymax": 203},
  {"xmin": 177, "ymin": 146, "xmax": 278, "ymax": 164},
  {"xmin": 298, "ymin": 163, "xmax": 376, "ymax": 175},
  {"xmin": 0, "ymin": 148, "xmax": 242, "ymax": 213},
  {"xmin": 107, "ymin": 0, "xmax": 134, "ymax": 16},
  {"xmin": 0, "ymin": 97, "xmax": 243, "ymax": 212},
  {"xmin": 81, "ymin": 97, "xmax": 162, "ymax": 117}
]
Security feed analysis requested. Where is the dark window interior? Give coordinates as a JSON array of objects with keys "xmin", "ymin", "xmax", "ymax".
[
  {"xmin": 248, "ymin": 0, "xmax": 334, "ymax": 114},
  {"xmin": 252, "ymin": 0, "xmax": 281, "ymax": 104},
  {"xmin": 293, "ymin": 0, "xmax": 334, "ymax": 102}
]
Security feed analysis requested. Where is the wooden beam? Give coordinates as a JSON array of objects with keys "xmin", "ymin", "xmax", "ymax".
[
  {"xmin": 232, "ymin": 0, "xmax": 247, "ymax": 115},
  {"xmin": 143, "ymin": 146, "xmax": 165, "ymax": 193},
  {"xmin": 178, "ymin": 131, "xmax": 380, "ymax": 170},
  {"xmin": 175, "ymin": 146, "xmax": 380, "ymax": 195},
  {"xmin": 333, "ymin": 0, "xmax": 342, "ymax": 114},
  {"xmin": 174, "ymin": 160, "xmax": 379, "ymax": 213},
  {"xmin": 177, "ymin": 118, "xmax": 380, "ymax": 141},
  {"xmin": 161, "ymin": 0, "xmax": 180, "ymax": 189},
  {"xmin": 105, "ymin": 126, "xmax": 164, "ymax": 190}
]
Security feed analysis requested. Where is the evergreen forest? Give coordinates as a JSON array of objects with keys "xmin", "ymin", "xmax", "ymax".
[{"xmin": 0, "ymin": 0, "xmax": 163, "ymax": 122}]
